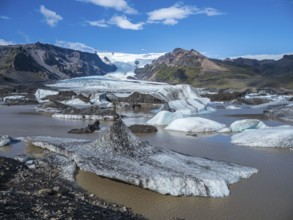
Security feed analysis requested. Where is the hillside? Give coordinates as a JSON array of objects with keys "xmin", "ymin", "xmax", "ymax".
[
  {"xmin": 0, "ymin": 42, "xmax": 117, "ymax": 84},
  {"xmin": 135, "ymin": 48, "xmax": 293, "ymax": 89}
]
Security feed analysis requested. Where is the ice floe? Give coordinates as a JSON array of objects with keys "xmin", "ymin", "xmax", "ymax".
[
  {"xmin": 231, "ymin": 126, "xmax": 293, "ymax": 148},
  {"xmin": 147, "ymin": 111, "xmax": 184, "ymax": 126},
  {"xmin": 35, "ymin": 89, "xmax": 59, "ymax": 103},
  {"xmin": 165, "ymin": 98, "xmax": 213, "ymax": 115},
  {"xmin": 230, "ymin": 119, "xmax": 268, "ymax": 132},
  {"xmin": 165, "ymin": 117, "xmax": 226, "ymax": 133},
  {"xmin": 25, "ymin": 119, "xmax": 257, "ymax": 197},
  {"xmin": 0, "ymin": 135, "xmax": 11, "ymax": 147}
]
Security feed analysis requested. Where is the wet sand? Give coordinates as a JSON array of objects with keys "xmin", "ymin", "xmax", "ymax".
[{"xmin": 1, "ymin": 105, "xmax": 293, "ymax": 220}]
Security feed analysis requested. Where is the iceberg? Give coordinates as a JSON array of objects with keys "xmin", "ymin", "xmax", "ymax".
[
  {"xmin": 230, "ymin": 119, "xmax": 268, "ymax": 132},
  {"xmin": 35, "ymin": 89, "xmax": 59, "ymax": 103},
  {"xmin": 231, "ymin": 126, "xmax": 293, "ymax": 148},
  {"xmin": 0, "ymin": 135, "xmax": 11, "ymax": 147},
  {"xmin": 25, "ymin": 119, "xmax": 257, "ymax": 197},
  {"xmin": 165, "ymin": 117, "xmax": 226, "ymax": 133},
  {"xmin": 147, "ymin": 111, "xmax": 184, "ymax": 126},
  {"xmin": 154, "ymin": 84, "xmax": 209, "ymax": 102},
  {"xmin": 165, "ymin": 98, "xmax": 213, "ymax": 115}
]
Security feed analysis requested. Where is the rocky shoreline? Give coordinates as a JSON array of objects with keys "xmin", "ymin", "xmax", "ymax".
[{"xmin": 0, "ymin": 156, "xmax": 145, "ymax": 220}]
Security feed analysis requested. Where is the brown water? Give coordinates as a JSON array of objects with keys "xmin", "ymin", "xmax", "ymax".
[{"xmin": 1, "ymin": 105, "xmax": 293, "ymax": 220}]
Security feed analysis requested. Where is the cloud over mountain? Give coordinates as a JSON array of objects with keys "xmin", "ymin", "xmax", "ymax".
[{"xmin": 40, "ymin": 5, "xmax": 63, "ymax": 27}]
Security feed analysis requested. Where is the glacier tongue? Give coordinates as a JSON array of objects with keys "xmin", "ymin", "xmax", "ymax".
[{"xmin": 25, "ymin": 119, "xmax": 258, "ymax": 197}]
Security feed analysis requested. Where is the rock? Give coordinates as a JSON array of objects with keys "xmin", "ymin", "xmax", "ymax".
[
  {"xmin": 203, "ymin": 90, "xmax": 245, "ymax": 102},
  {"xmin": 128, "ymin": 124, "xmax": 158, "ymax": 133},
  {"xmin": 25, "ymin": 119, "xmax": 258, "ymax": 197},
  {"xmin": 68, "ymin": 120, "xmax": 100, "ymax": 134},
  {"xmin": 108, "ymin": 91, "xmax": 163, "ymax": 104},
  {"xmin": 264, "ymin": 105, "xmax": 293, "ymax": 122},
  {"xmin": 2, "ymin": 95, "xmax": 38, "ymax": 105},
  {"xmin": 53, "ymin": 105, "xmax": 119, "ymax": 121},
  {"xmin": 36, "ymin": 101, "xmax": 70, "ymax": 113}
]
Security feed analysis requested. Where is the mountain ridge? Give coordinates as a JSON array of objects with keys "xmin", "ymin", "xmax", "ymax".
[
  {"xmin": 0, "ymin": 42, "xmax": 117, "ymax": 84},
  {"xmin": 135, "ymin": 48, "xmax": 293, "ymax": 89}
]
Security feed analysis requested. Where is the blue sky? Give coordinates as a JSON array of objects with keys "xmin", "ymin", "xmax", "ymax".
[{"xmin": 0, "ymin": 0, "xmax": 293, "ymax": 59}]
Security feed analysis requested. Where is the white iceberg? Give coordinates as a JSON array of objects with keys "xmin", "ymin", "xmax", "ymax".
[
  {"xmin": 230, "ymin": 119, "xmax": 268, "ymax": 132},
  {"xmin": 25, "ymin": 119, "xmax": 257, "ymax": 197},
  {"xmin": 35, "ymin": 89, "xmax": 59, "ymax": 103},
  {"xmin": 226, "ymin": 105, "xmax": 241, "ymax": 110},
  {"xmin": 166, "ymin": 98, "xmax": 213, "ymax": 116},
  {"xmin": 165, "ymin": 117, "xmax": 226, "ymax": 133},
  {"xmin": 231, "ymin": 126, "xmax": 293, "ymax": 148},
  {"xmin": 154, "ymin": 84, "xmax": 205, "ymax": 102},
  {"xmin": 0, "ymin": 135, "xmax": 11, "ymax": 147},
  {"xmin": 62, "ymin": 98, "xmax": 90, "ymax": 106},
  {"xmin": 52, "ymin": 113, "xmax": 116, "ymax": 121},
  {"xmin": 147, "ymin": 111, "xmax": 184, "ymax": 126}
]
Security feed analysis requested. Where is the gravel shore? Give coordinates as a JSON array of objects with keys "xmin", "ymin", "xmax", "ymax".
[{"xmin": 0, "ymin": 156, "xmax": 145, "ymax": 220}]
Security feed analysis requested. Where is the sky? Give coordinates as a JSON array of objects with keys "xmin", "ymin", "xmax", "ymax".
[{"xmin": 0, "ymin": 0, "xmax": 293, "ymax": 59}]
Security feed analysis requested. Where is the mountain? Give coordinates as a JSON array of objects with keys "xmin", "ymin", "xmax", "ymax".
[
  {"xmin": 0, "ymin": 42, "xmax": 117, "ymax": 84},
  {"xmin": 135, "ymin": 48, "xmax": 293, "ymax": 89}
]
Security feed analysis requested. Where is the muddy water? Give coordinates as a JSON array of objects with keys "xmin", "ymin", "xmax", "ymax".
[{"xmin": 1, "ymin": 105, "xmax": 293, "ymax": 220}]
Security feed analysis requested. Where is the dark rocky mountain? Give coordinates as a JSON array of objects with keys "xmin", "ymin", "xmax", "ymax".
[
  {"xmin": 135, "ymin": 48, "xmax": 293, "ymax": 89},
  {"xmin": 0, "ymin": 42, "xmax": 116, "ymax": 84}
]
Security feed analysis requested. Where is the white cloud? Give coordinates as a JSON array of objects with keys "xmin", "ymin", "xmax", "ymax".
[
  {"xmin": 0, "ymin": 15, "xmax": 10, "ymax": 20},
  {"xmin": 86, "ymin": 19, "xmax": 108, "ymax": 27},
  {"xmin": 86, "ymin": 16, "xmax": 144, "ymax": 30},
  {"xmin": 0, "ymin": 39, "xmax": 14, "ymax": 45},
  {"xmin": 200, "ymin": 8, "xmax": 224, "ymax": 16},
  {"xmin": 40, "ymin": 5, "xmax": 63, "ymax": 27},
  {"xmin": 230, "ymin": 53, "xmax": 293, "ymax": 61},
  {"xmin": 55, "ymin": 40, "xmax": 96, "ymax": 53},
  {"xmin": 109, "ymin": 16, "xmax": 144, "ymax": 30},
  {"xmin": 147, "ymin": 3, "xmax": 224, "ymax": 25},
  {"xmin": 147, "ymin": 4, "xmax": 197, "ymax": 25},
  {"xmin": 79, "ymin": 0, "xmax": 137, "ymax": 14}
]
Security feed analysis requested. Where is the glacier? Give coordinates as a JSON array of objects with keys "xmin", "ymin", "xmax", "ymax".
[
  {"xmin": 231, "ymin": 126, "xmax": 293, "ymax": 148},
  {"xmin": 165, "ymin": 117, "xmax": 227, "ymax": 133},
  {"xmin": 24, "ymin": 119, "xmax": 257, "ymax": 197}
]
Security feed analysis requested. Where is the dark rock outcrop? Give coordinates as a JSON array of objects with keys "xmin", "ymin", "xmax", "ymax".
[
  {"xmin": 107, "ymin": 92, "xmax": 164, "ymax": 104},
  {"xmin": 68, "ymin": 120, "xmax": 100, "ymax": 134},
  {"xmin": 37, "ymin": 100, "xmax": 69, "ymax": 112},
  {"xmin": 128, "ymin": 124, "xmax": 158, "ymax": 133},
  {"xmin": 264, "ymin": 105, "xmax": 293, "ymax": 122}
]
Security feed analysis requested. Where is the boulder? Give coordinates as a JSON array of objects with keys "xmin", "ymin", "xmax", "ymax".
[
  {"xmin": 264, "ymin": 105, "xmax": 293, "ymax": 122},
  {"xmin": 68, "ymin": 120, "xmax": 100, "ymax": 134},
  {"xmin": 128, "ymin": 124, "xmax": 158, "ymax": 133}
]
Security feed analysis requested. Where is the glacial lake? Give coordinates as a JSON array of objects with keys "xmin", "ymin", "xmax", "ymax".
[{"xmin": 0, "ymin": 104, "xmax": 293, "ymax": 220}]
